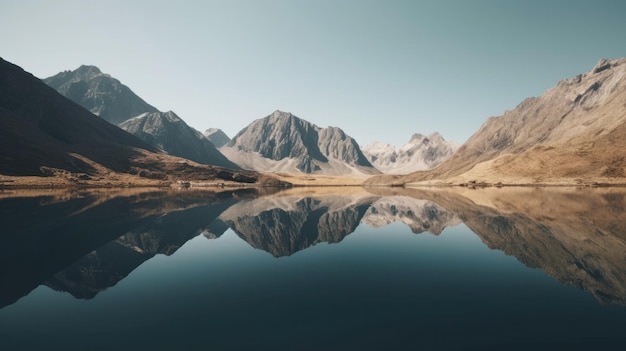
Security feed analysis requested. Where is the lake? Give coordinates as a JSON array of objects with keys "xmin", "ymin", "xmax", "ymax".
[{"xmin": 1, "ymin": 186, "xmax": 625, "ymax": 350}]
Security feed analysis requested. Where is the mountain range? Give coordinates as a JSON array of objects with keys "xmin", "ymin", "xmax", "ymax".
[
  {"xmin": 44, "ymin": 66, "xmax": 443, "ymax": 176},
  {"xmin": 366, "ymin": 57, "xmax": 626, "ymax": 186},
  {"xmin": 362, "ymin": 133, "xmax": 459, "ymax": 174},
  {"xmin": 3, "ymin": 187, "xmax": 624, "ymax": 306},
  {"xmin": 3, "ymin": 55, "xmax": 626, "ymax": 185},
  {"xmin": 0, "ymin": 57, "xmax": 279, "ymax": 186},
  {"xmin": 43, "ymin": 65, "xmax": 237, "ymax": 169}
]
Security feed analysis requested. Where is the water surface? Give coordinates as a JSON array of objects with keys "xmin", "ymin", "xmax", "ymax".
[{"xmin": 1, "ymin": 187, "xmax": 625, "ymax": 350}]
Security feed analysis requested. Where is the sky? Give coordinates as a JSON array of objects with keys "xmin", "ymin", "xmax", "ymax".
[{"xmin": 2, "ymin": 0, "xmax": 626, "ymax": 146}]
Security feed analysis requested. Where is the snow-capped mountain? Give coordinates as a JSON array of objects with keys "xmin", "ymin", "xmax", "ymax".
[
  {"xmin": 119, "ymin": 111, "xmax": 239, "ymax": 169},
  {"xmin": 220, "ymin": 110, "xmax": 380, "ymax": 175},
  {"xmin": 43, "ymin": 65, "xmax": 158, "ymax": 125},
  {"xmin": 361, "ymin": 196, "xmax": 461, "ymax": 234},
  {"xmin": 362, "ymin": 132, "xmax": 459, "ymax": 174},
  {"xmin": 204, "ymin": 128, "xmax": 231, "ymax": 147}
]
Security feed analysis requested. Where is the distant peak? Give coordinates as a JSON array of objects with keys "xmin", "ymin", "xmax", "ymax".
[
  {"xmin": 428, "ymin": 132, "xmax": 444, "ymax": 141},
  {"xmin": 408, "ymin": 133, "xmax": 426, "ymax": 143},
  {"xmin": 75, "ymin": 65, "xmax": 102, "ymax": 76},
  {"xmin": 271, "ymin": 110, "xmax": 293, "ymax": 118}
]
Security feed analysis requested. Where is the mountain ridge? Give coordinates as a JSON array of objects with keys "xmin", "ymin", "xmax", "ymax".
[
  {"xmin": 0, "ymin": 57, "xmax": 280, "ymax": 186},
  {"xmin": 365, "ymin": 57, "xmax": 626, "ymax": 186},
  {"xmin": 43, "ymin": 65, "xmax": 158, "ymax": 125},
  {"xmin": 45, "ymin": 65, "xmax": 239, "ymax": 170},
  {"xmin": 362, "ymin": 132, "xmax": 459, "ymax": 174},
  {"xmin": 119, "ymin": 111, "xmax": 239, "ymax": 169}
]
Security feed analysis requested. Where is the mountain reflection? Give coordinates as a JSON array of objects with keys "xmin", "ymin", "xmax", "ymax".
[
  {"xmin": 1, "ymin": 186, "xmax": 625, "ymax": 307},
  {"xmin": 219, "ymin": 195, "xmax": 376, "ymax": 257},
  {"xmin": 0, "ymin": 188, "xmax": 262, "ymax": 307}
]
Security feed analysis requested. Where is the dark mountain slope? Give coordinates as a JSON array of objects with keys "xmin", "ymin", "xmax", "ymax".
[
  {"xmin": 0, "ymin": 57, "xmax": 156, "ymax": 176},
  {"xmin": 119, "ymin": 111, "xmax": 239, "ymax": 169},
  {"xmin": 43, "ymin": 65, "xmax": 158, "ymax": 124}
]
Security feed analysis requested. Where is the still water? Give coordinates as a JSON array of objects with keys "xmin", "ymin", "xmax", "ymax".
[{"xmin": 1, "ymin": 187, "xmax": 625, "ymax": 350}]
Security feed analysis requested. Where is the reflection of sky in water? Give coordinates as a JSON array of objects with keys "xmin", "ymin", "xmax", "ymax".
[{"xmin": 2, "ymin": 219, "xmax": 625, "ymax": 350}]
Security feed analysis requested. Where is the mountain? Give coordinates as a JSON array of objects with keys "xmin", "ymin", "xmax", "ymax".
[
  {"xmin": 44, "ymin": 65, "xmax": 240, "ymax": 170},
  {"xmin": 219, "ymin": 194, "xmax": 376, "ymax": 257},
  {"xmin": 119, "ymin": 111, "xmax": 239, "ymax": 169},
  {"xmin": 0, "ymin": 188, "xmax": 251, "ymax": 307},
  {"xmin": 362, "ymin": 132, "xmax": 459, "ymax": 174},
  {"xmin": 366, "ymin": 57, "xmax": 626, "ymax": 186},
  {"xmin": 362, "ymin": 196, "xmax": 461, "ymax": 234},
  {"xmin": 204, "ymin": 128, "xmax": 230, "ymax": 147},
  {"xmin": 0, "ymin": 58, "xmax": 278, "ymax": 186},
  {"xmin": 371, "ymin": 187, "xmax": 626, "ymax": 305},
  {"xmin": 45, "ymin": 197, "xmax": 236, "ymax": 299},
  {"xmin": 0, "ymin": 58, "xmax": 155, "ymax": 177},
  {"xmin": 221, "ymin": 110, "xmax": 380, "ymax": 175},
  {"xmin": 43, "ymin": 65, "xmax": 158, "ymax": 125}
]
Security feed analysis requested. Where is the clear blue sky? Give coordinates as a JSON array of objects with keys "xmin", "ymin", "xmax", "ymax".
[{"xmin": 2, "ymin": 0, "xmax": 626, "ymax": 145}]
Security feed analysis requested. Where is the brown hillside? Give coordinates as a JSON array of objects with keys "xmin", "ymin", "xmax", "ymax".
[{"xmin": 365, "ymin": 57, "xmax": 626, "ymax": 186}]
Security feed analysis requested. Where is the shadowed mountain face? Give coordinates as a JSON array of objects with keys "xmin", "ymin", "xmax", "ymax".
[
  {"xmin": 44, "ymin": 65, "xmax": 239, "ymax": 170},
  {"xmin": 0, "ymin": 58, "xmax": 268, "ymax": 184},
  {"xmin": 204, "ymin": 128, "xmax": 231, "ymax": 148},
  {"xmin": 1, "ymin": 187, "xmax": 624, "ymax": 307},
  {"xmin": 221, "ymin": 110, "xmax": 379, "ymax": 175},
  {"xmin": 119, "ymin": 111, "xmax": 239, "ymax": 169},
  {"xmin": 0, "ymin": 58, "xmax": 156, "ymax": 176},
  {"xmin": 43, "ymin": 65, "xmax": 158, "ymax": 125}
]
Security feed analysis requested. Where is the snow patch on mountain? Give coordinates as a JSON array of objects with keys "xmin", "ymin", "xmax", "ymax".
[{"xmin": 362, "ymin": 132, "xmax": 459, "ymax": 174}]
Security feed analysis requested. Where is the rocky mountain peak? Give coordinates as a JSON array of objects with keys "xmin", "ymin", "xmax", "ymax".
[
  {"xmin": 44, "ymin": 66, "xmax": 158, "ymax": 125},
  {"xmin": 204, "ymin": 128, "xmax": 231, "ymax": 147},
  {"xmin": 74, "ymin": 65, "xmax": 103, "ymax": 78},
  {"xmin": 271, "ymin": 110, "xmax": 293, "ymax": 119},
  {"xmin": 221, "ymin": 111, "xmax": 379, "ymax": 175},
  {"xmin": 118, "ymin": 111, "xmax": 239, "ymax": 169},
  {"xmin": 162, "ymin": 110, "xmax": 181, "ymax": 123},
  {"xmin": 408, "ymin": 133, "xmax": 426, "ymax": 143}
]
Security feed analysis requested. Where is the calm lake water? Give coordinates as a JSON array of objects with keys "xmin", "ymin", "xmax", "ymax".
[{"xmin": 1, "ymin": 187, "xmax": 625, "ymax": 350}]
